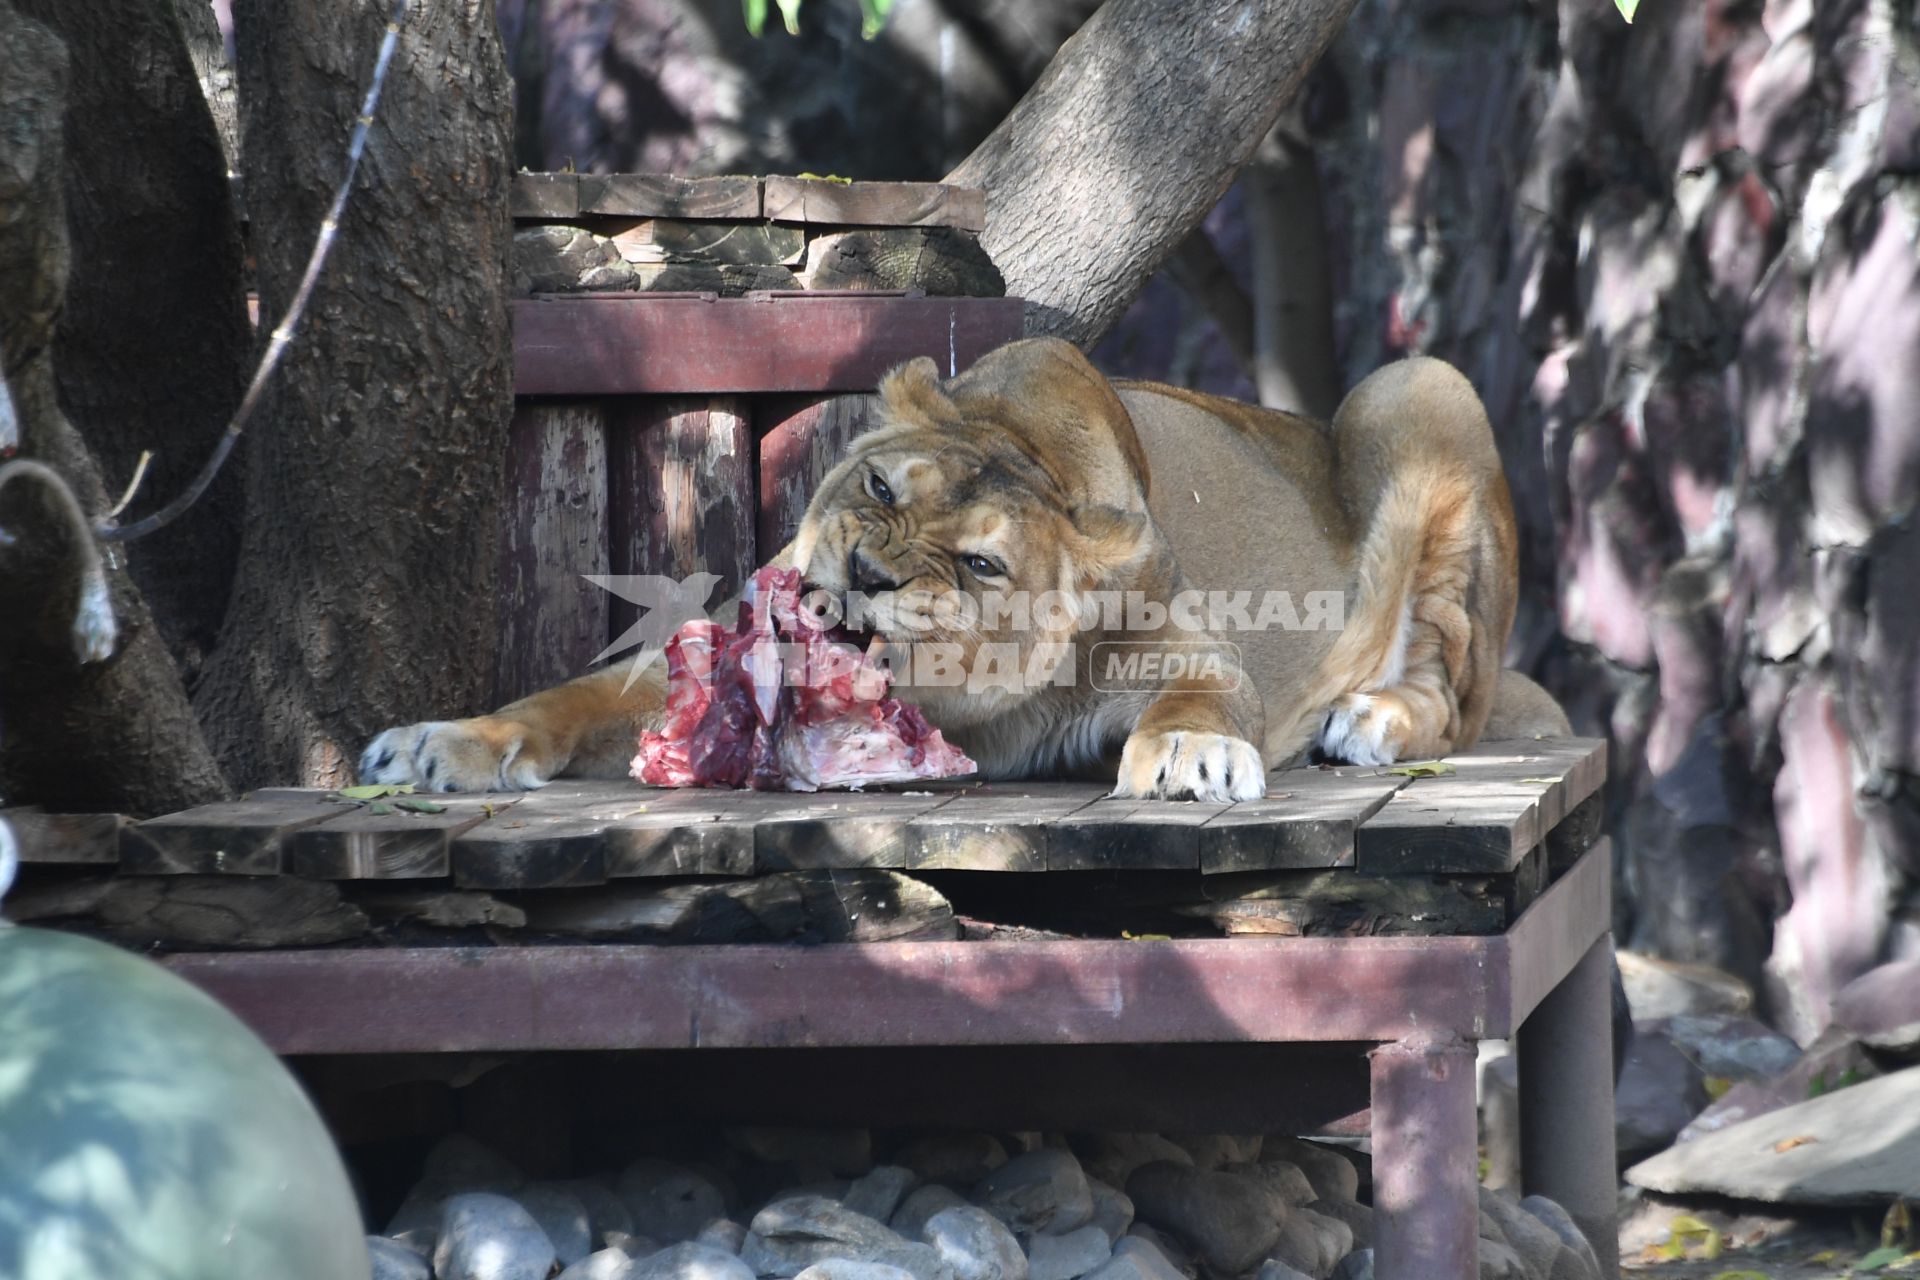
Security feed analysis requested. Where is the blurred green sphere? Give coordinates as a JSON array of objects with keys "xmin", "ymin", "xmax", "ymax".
[{"xmin": 0, "ymin": 925, "xmax": 367, "ymax": 1280}]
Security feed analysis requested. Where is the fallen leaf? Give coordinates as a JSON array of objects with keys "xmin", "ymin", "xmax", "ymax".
[
  {"xmin": 394, "ymin": 798, "xmax": 448, "ymax": 814},
  {"xmin": 1807, "ymin": 1251, "xmax": 1840, "ymax": 1265},
  {"xmin": 1615, "ymin": 0, "xmax": 1639, "ymax": 20},
  {"xmin": 1772, "ymin": 1135, "xmax": 1818, "ymax": 1153},
  {"xmin": 1706, "ymin": 1272, "xmax": 1770, "ymax": 1280},
  {"xmin": 1858, "ymin": 1246, "xmax": 1907, "ymax": 1271},
  {"xmin": 1663, "ymin": 1215, "xmax": 1723, "ymax": 1260},
  {"xmin": 1121, "ymin": 930, "xmax": 1171, "ymax": 941},
  {"xmin": 1385, "ymin": 761, "xmax": 1455, "ymax": 778},
  {"xmin": 367, "ymin": 801, "xmax": 396, "ymax": 816},
  {"xmin": 1705, "ymin": 1075, "xmax": 1736, "ymax": 1100},
  {"xmin": 335, "ymin": 783, "xmax": 417, "ymax": 800}
]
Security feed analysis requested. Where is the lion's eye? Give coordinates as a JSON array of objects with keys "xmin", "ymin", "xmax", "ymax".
[
  {"xmin": 867, "ymin": 472, "xmax": 894, "ymax": 506},
  {"xmin": 961, "ymin": 553, "xmax": 1005, "ymax": 578}
]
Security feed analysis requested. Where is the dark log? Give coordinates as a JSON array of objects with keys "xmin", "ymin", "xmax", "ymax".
[
  {"xmin": 496, "ymin": 401, "xmax": 610, "ymax": 703},
  {"xmin": 7, "ymin": 872, "xmax": 368, "ymax": 947},
  {"xmin": 801, "ymin": 228, "xmax": 1005, "ymax": 296},
  {"xmin": 0, "ymin": 808, "xmax": 124, "ymax": 864}
]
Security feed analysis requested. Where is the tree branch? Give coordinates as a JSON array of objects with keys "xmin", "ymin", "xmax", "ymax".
[{"xmin": 946, "ymin": 0, "xmax": 1359, "ymax": 349}]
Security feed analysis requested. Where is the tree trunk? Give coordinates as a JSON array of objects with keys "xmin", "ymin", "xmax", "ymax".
[
  {"xmin": 14, "ymin": 0, "xmax": 253, "ymax": 679},
  {"xmin": 0, "ymin": 0, "xmax": 231, "ymax": 815},
  {"xmin": 170, "ymin": 0, "xmax": 244, "ymax": 182},
  {"xmin": 194, "ymin": 0, "xmax": 515, "ymax": 790},
  {"xmin": 948, "ymin": 0, "xmax": 1360, "ymax": 349}
]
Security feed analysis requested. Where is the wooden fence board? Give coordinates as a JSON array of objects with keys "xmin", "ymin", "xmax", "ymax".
[{"xmin": 755, "ymin": 394, "xmax": 879, "ymax": 555}]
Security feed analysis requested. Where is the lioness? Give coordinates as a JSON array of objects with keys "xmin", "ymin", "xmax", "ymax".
[{"xmin": 362, "ymin": 338, "xmax": 1563, "ymax": 802}]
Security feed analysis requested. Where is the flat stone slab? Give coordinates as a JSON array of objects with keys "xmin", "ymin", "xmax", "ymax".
[
  {"xmin": 1625, "ymin": 1065, "xmax": 1920, "ymax": 1205},
  {"xmin": 1832, "ymin": 958, "xmax": 1920, "ymax": 1053}
]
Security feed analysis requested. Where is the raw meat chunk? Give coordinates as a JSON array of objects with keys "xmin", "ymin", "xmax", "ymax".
[{"xmin": 632, "ymin": 567, "xmax": 975, "ymax": 791}]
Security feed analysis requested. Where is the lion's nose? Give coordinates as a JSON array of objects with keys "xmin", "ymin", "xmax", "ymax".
[{"xmin": 847, "ymin": 547, "xmax": 902, "ymax": 596}]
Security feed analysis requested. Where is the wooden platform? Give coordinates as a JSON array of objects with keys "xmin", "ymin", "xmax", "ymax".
[{"xmin": 42, "ymin": 738, "xmax": 1602, "ymax": 887}]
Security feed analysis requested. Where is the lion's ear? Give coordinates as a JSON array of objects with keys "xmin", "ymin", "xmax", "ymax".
[
  {"xmin": 878, "ymin": 357, "xmax": 963, "ymax": 428},
  {"xmin": 1066, "ymin": 504, "xmax": 1154, "ymax": 589}
]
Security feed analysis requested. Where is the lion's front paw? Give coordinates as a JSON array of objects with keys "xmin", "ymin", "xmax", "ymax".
[
  {"xmin": 1316, "ymin": 692, "xmax": 1412, "ymax": 766},
  {"xmin": 1114, "ymin": 729, "xmax": 1266, "ymax": 803},
  {"xmin": 358, "ymin": 719, "xmax": 557, "ymax": 793}
]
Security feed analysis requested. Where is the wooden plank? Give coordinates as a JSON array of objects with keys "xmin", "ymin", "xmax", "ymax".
[
  {"xmin": 121, "ymin": 796, "xmax": 350, "ymax": 875},
  {"xmin": 495, "ymin": 402, "xmax": 610, "ymax": 704},
  {"xmin": 599, "ymin": 787, "xmax": 762, "ymax": 878},
  {"xmin": 1355, "ymin": 766, "xmax": 1548, "ymax": 874},
  {"xmin": 1200, "ymin": 768, "xmax": 1406, "ymax": 873},
  {"xmin": 1503, "ymin": 837, "xmax": 1613, "ymax": 1029},
  {"xmin": 513, "ymin": 296, "xmax": 1027, "ymax": 396},
  {"xmin": 755, "ymin": 394, "xmax": 880, "ymax": 554},
  {"xmin": 748, "ymin": 791, "xmax": 959, "ymax": 871},
  {"xmin": 284, "ymin": 796, "xmax": 521, "ymax": 881},
  {"xmin": 607, "ymin": 398, "xmax": 757, "ymax": 629},
  {"xmin": 447, "ymin": 786, "xmax": 646, "ymax": 888},
  {"xmin": 577, "ymin": 174, "xmax": 762, "ymax": 219},
  {"xmin": 1045, "ymin": 796, "xmax": 1230, "ymax": 872},
  {"xmin": 510, "ymin": 172, "xmax": 579, "ymax": 219},
  {"xmin": 903, "ymin": 784, "xmax": 1104, "ymax": 872},
  {"xmin": 763, "ymin": 176, "xmax": 986, "ymax": 232},
  {"xmin": 1, "ymin": 808, "xmax": 124, "ymax": 864}
]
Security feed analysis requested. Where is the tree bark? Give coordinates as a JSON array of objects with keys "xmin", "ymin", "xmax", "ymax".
[
  {"xmin": 947, "ymin": 0, "xmax": 1359, "ymax": 349},
  {"xmin": 1243, "ymin": 127, "xmax": 1339, "ymax": 418},
  {"xmin": 0, "ymin": 1, "xmax": 231, "ymax": 815},
  {"xmin": 170, "ymin": 0, "xmax": 244, "ymax": 182},
  {"xmin": 13, "ymin": 0, "xmax": 252, "ymax": 680},
  {"xmin": 193, "ymin": 0, "xmax": 516, "ymax": 790}
]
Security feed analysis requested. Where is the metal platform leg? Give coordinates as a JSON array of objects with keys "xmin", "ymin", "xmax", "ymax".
[
  {"xmin": 1370, "ymin": 1032, "xmax": 1479, "ymax": 1280},
  {"xmin": 1518, "ymin": 933, "xmax": 1619, "ymax": 1276}
]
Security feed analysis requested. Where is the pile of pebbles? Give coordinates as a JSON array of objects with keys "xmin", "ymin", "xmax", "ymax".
[{"xmin": 369, "ymin": 1128, "xmax": 1602, "ymax": 1280}]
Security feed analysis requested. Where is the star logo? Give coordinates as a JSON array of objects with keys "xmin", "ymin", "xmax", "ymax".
[{"xmin": 584, "ymin": 572, "xmax": 725, "ymax": 692}]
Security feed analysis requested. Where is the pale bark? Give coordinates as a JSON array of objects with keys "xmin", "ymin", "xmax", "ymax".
[{"xmin": 948, "ymin": 0, "xmax": 1359, "ymax": 348}]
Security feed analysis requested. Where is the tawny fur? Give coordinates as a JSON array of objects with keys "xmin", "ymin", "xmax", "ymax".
[{"xmin": 360, "ymin": 339, "xmax": 1547, "ymax": 801}]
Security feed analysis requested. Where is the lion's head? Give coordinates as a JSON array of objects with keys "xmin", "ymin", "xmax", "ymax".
[{"xmin": 790, "ymin": 338, "xmax": 1177, "ymax": 732}]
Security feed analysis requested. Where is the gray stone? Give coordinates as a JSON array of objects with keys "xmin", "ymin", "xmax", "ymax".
[
  {"xmin": 893, "ymin": 1185, "xmax": 971, "ymax": 1243},
  {"xmin": 560, "ymin": 1250, "xmax": 642, "ymax": 1280},
  {"xmin": 730, "ymin": 1127, "xmax": 875, "ymax": 1177},
  {"xmin": 419, "ymin": 1133, "xmax": 527, "ymax": 1197},
  {"xmin": 1086, "ymin": 1179, "xmax": 1134, "ymax": 1244},
  {"xmin": 518, "ymin": 1184, "xmax": 597, "ymax": 1266},
  {"xmin": 1119, "ymin": 1228, "xmax": 1194, "ymax": 1279},
  {"xmin": 1073, "ymin": 1135, "xmax": 1193, "ymax": 1189},
  {"xmin": 1678, "ymin": 1025, "xmax": 1882, "ymax": 1144},
  {"xmin": 1478, "ymin": 1239, "xmax": 1527, "ymax": 1280},
  {"xmin": 619, "ymin": 1159, "xmax": 730, "ymax": 1245},
  {"xmin": 434, "ymin": 1192, "xmax": 558, "ymax": 1280},
  {"xmin": 1220, "ymin": 1160, "xmax": 1316, "ymax": 1209},
  {"xmin": 608, "ymin": 1232, "xmax": 663, "ymax": 1257},
  {"xmin": 1265, "ymin": 1207, "xmax": 1351, "ymax": 1279},
  {"xmin": 1476, "ymin": 1189, "xmax": 1560, "ymax": 1280},
  {"xmin": 561, "ymin": 1179, "xmax": 637, "ymax": 1245},
  {"xmin": 699, "ymin": 1219, "xmax": 750, "ymax": 1254},
  {"xmin": 1656, "ymin": 1014, "xmax": 1803, "ymax": 1081},
  {"xmin": 1626, "ymin": 1064, "xmax": 1920, "ymax": 1204},
  {"xmin": 744, "ymin": 1197, "xmax": 909, "ymax": 1276},
  {"xmin": 1255, "ymin": 1260, "xmax": 1312, "ymax": 1280},
  {"xmin": 973, "ymin": 1149, "xmax": 1094, "ymax": 1236},
  {"xmin": 1615, "ymin": 950, "xmax": 1753, "ymax": 1021},
  {"xmin": 1330, "ymin": 1250, "xmax": 1372, "ymax": 1280},
  {"xmin": 895, "ymin": 1134, "xmax": 1009, "ymax": 1187},
  {"xmin": 1027, "ymin": 1225, "xmax": 1112, "ymax": 1280},
  {"xmin": 1306, "ymin": 1200, "xmax": 1372, "ymax": 1253},
  {"xmin": 632, "ymin": 1242, "xmax": 759, "ymax": 1280},
  {"xmin": 869, "ymin": 1243, "xmax": 956, "ymax": 1280},
  {"xmin": 1123, "ymin": 1162, "xmax": 1281, "ymax": 1275},
  {"xmin": 1519, "ymin": 1196, "xmax": 1602, "ymax": 1280},
  {"xmin": 1083, "ymin": 1238, "xmax": 1184, "ymax": 1280},
  {"xmin": 795, "ymin": 1264, "xmax": 918, "ymax": 1280},
  {"xmin": 924, "ymin": 1206, "xmax": 1028, "ymax": 1280},
  {"xmin": 1479, "ymin": 1054, "xmax": 1521, "ymax": 1193},
  {"xmin": 845, "ymin": 1167, "xmax": 920, "ymax": 1224},
  {"xmin": 369, "ymin": 1235, "xmax": 431, "ymax": 1280},
  {"xmin": 385, "ymin": 1192, "xmax": 441, "ymax": 1255},
  {"xmin": 1615, "ymin": 1027, "xmax": 1710, "ymax": 1158},
  {"xmin": 1833, "ymin": 958, "xmax": 1920, "ymax": 1054},
  {"xmin": 1257, "ymin": 1141, "xmax": 1358, "ymax": 1204},
  {"xmin": 1165, "ymin": 1135, "xmax": 1262, "ymax": 1170}
]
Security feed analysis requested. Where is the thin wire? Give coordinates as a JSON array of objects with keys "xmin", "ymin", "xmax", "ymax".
[{"xmin": 97, "ymin": 0, "xmax": 412, "ymax": 543}]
